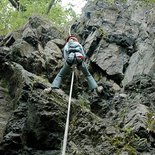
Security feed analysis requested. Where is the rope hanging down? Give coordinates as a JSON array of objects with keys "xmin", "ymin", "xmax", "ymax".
[{"xmin": 62, "ymin": 68, "xmax": 75, "ymax": 155}]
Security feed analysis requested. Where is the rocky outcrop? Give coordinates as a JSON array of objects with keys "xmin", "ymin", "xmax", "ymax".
[
  {"xmin": 0, "ymin": 86, "xmax": 12, "ymax": 142},
  {"xmin": 72, "ymin": 0, "xmax": 155, "ymax": 86},
  {"xmin": 0, "ymin": 0, "xmax": 155, "ymax": 155},
  {"xmin": 66, "ymin": 74, "xmax": 155, "ymax": 155},
  {"xmin": 0, "ymin": 60, "xmax": 68, "ymax": 154}
]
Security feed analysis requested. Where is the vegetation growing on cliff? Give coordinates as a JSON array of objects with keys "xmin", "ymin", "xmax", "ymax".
[{"xmin": 0, "ymin": 0, "xmax": 76, "ymax": 35}]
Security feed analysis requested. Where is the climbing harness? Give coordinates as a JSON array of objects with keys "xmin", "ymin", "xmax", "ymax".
[{"xmin": 62, "ymin": 66, "xmax": 76, "ymax": 155}]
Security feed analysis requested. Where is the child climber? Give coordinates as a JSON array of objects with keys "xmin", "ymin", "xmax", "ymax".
[{"xmin": 44, "ymin": 35, "xmax": 98, "ymax": 92}]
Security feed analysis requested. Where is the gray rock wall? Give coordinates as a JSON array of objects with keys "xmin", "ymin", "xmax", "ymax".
[
  {"xmin": 0, "ymin": 1, "xmax": 155, "ymax": 155},
  {"xmin": 73, "ymin": 0, "xmax": 155, "ymax": 86}
]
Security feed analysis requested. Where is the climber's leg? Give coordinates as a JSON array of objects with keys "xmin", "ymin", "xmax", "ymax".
[
  {"xmin": 51, "ymin": 62, "xmax": 71, "ymax": 88},
  {"xmin": 78, "ymin": 62, "xmax": 97, "ymax": 90}
]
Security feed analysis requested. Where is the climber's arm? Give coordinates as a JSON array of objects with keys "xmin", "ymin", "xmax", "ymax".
[{"xmin": 79, "ymin": 44, "xmax": 86, "ymax": 58}]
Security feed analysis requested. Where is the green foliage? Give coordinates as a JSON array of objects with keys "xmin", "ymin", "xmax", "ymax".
[
  {"xmin": 77, "ymin": 92, "xmax": 89, "ymax": 108},
  {"xmin": 0, "ymin": 79, "xmax": 8, "ymax": 89},
  {"xmin": 106, "ymin": 0, "xmax": 115, "ymax": 4},
  {"xmin": 108, "ymin": 127, "xmax": 143, "ymax": 155},
  {"xmin": 0, "ymin": 0, "xmax": 77, "ymax": 35},
  {"xmin": 146, "ymin": 112, "xmax": 155, "ymax": 132},
  {"xmin": 98, "ymin": 27, "xmax": 107, "ymax": 39},
  {"xmin": 124, "ymin": 144, "xmax": 137, "ymax": 155},
  {"xmin": 144, "ymin": 0, "xmax": 155, "ymax": 2}
]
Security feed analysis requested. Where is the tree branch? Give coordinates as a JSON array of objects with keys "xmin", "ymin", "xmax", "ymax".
[{"xmin": 8, "ymin": 0, "xmax": 26, "ymax": 11}]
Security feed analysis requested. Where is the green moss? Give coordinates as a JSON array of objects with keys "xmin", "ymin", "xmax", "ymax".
[
  {"xmin": 106, "ymin": 0, "xmax": 115, "ymax": 4},
  {"xmin": 77, "ymin": 92, "xmax": 89, "ymax": 108},
  {"xmin": 119, "ymin": 109, "xmax": 127, "ymax": 118},
  {"xmin": 107, "ymin": 127, "xmax": 140, "ymax": 154},
  {"xmin": 33, "ymin": 75, "xmax": 49, "ymax": 84},
  {"xmin": 95, "ymin": 11, "xmax": 104, "ymax": 18},
  {"xmin": 144, "ymin": 0, "xmax": 155, "ymax": 3},
  {"xmin": 109, "ymin": 136, "xmax": 124, "ymax": 148},
  {"xmin": 98, "ymin": 27, "xmax": 107, "ymax": 39},
  {"xmin": 0, "ymin": 79, "xmax": 8, "ymax": 89},
  {"xmin": 122, "ymin": 127, "xmax": 133, "ymax": 136},
  {"xmin": 124, "ymin": 144, "xmax": 137, "ymax": 155},
  {"xmin": 108, "ymin": 135, "xmax": 137, "ymax": 154}
]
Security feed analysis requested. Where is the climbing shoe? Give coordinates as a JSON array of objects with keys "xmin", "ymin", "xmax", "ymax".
[
  {"xmin": 43, "ymin": 87, "xmax": 52, "ymax": 94},
  {"xmin": 96, "ymin": 86, "xmax": 103, "ymax": 94}
]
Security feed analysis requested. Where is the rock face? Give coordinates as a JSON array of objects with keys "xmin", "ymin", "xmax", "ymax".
[
  {"xmin": 0, "ymin": 86, "xmax": 12, "ymax": 142},
  {"xmin": 72, "ymin": 0, "xmax": 155, "ymax": 86},
  {"xmin": 0, "ymin": 1, "xmax": 155, "ymax": 154}
]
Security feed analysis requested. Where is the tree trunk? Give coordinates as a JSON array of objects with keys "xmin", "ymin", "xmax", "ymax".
[
  {"xmin": 46, "ymin": 0, "xmax": 58, "ymax": 14},
  {"xmin": 8, "ymin": 0, "xmax": 26, "ymax": 11}
]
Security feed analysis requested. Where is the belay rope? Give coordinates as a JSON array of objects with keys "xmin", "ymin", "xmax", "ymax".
[
  {"xmin": 61, "ymin": 67, "xmax": 75, "ymax": 155},
  {"xmin": 61, "ymin": 24, "xmax": 79, "ymax": 154}
]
